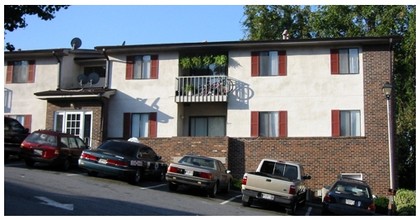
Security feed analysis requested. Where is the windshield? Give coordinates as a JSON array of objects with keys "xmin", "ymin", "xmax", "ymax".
[
  {"xmin": 98, "ymin": 141, "xmax": 139, "ymax": 157},
  {"xmin": 179, "ymin": 156, "xmax": 216, "ymax": 169},
  {"xmin": 26, "ymin": 132, "xmax": 57, "ymax": 147}
]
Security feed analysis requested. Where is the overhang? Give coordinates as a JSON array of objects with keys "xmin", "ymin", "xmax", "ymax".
[
  {"xmin": 34, "ymin": 88, "xmax": 117, "ymax": 100},
  {"xmin": 95, "ymin": 36, "xmax": 402, "ymax": 54}
]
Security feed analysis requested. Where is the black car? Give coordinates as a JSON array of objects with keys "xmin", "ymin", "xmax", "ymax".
[
  {"xmin": 4, "ymin": 117, "xmax": 30, "ymax": 159},
  {"xmin": 78, "ymin": 140, "xmax": 167, "ymax": 185},
  {"xmin": 20, "ymin": 130, "xmax": 89, "ymax": 170},
  {"xmin": 322, "ymin": 177, "xmax": 376, "ymax": 215}
]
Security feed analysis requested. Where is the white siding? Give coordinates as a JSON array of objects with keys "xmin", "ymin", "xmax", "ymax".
[
  {"xmin": 107, "ymin": 52, "xmax": 179, "ymax": 138},
  {"xmin": 4, "ymin": 58, "xmax": 59, "ymax": 131},
  {"xmin": 227, "ymin": 47, "xmax": 364, "ymax": 137}
]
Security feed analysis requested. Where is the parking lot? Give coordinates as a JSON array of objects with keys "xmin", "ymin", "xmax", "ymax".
[{"xmin": 4, "ymin": 157, "xmax": 322, "ymax": 216}]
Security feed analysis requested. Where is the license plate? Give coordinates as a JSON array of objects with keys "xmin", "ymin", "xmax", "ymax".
[
  {"xmin": 98, "ymin": 159, "xmax": 107, "ymax": 164},
  {"xmin": 345, "ymin": 199, "xmax": 355, "ymax": 205},
  {"xmin": 185, "ymin": 170, "xmax": 193, "ymax": 176},
  {"xmin": 34, "ymin": 149, "xmax": 43, "ymax": 156},
  {"xmin": 261, "ymin": 193, "xmax": 275, "ymax": 200}
]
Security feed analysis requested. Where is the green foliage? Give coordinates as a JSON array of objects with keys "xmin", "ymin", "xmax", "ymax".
[
  {"xmin": 179, "ymin": 54, "xmax": 227, "ymax": 70},
  {"xmin": 374, "ymin": 196, "xmax": 389, "ymax": 209},
  {"xmin": 232, "ymin": 178, "xmax": 242, "ymax": 190},
  {"xmin": 395, "ymin": 189, "xmax": 416, "ymax": 215}
]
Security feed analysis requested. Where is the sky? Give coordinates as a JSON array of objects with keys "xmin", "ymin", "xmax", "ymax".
[
  {"xmin": 2, "ymin": 1, "xmax": 415, "ymax": 51},
  {"xmin": 3, "ymin": 4, "xmax": 247, "ymax": 50}
]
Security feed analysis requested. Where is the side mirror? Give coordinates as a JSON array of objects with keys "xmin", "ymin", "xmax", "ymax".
[
  {"xmin": 303, "ymin": 174, "xmax": 311, "ymax": 180},
  {"xmin": 24, "ymin": 128, "xmax": 30, "ymax": 133},
  {"xmin": 155, "ymin": 155, "xmax": 162, "ymax": 161},
  {"xmin": 226, "ymin": 170, "xmax": 231, "ymax": 174}
]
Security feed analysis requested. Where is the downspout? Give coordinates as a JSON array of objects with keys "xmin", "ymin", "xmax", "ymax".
[
  {"xmin": 102, "ymin": 48, "xmax": 110, "ymax": 89},
  {"xmin": 52, "ymin": 51, "xmax": 62, "ymax": 90}
]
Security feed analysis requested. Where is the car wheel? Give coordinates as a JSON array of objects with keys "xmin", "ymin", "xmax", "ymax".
[
  {"xmin": 130, "ymin": 169, "xmax": 142, "ymax": 185},
  {"xmin": 62, "ymin": 159, "xmax": 71, "ymax": 171},
  {"xmin": 168, "ymin": 182, "xmax": 178, "ymax": 191},
  {"xmin": 157, "ymin": 171, "xmax": 166, "ymax": 182},
  {"xmin": 242, "ymin": 195, "xmax": 253, "ymax": 207},
  {"xmin": 208, "ymin": 182, "xmax": 218, "ymax": 198},
  {"xmin": 25, "ymin": 159, "xmax": 35, "ymax": 167},
  {"xmin": 286, "ymin": 201, "xmax": 297, "ymax": 215},
  {"xmin": 222, "ymin": 180, "xmax": 231, "ymax": 193}
]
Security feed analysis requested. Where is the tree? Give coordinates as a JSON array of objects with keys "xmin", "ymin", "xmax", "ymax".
[
  {"xmin": 242, "ymin": 5, "xmax": 313, "ymax": 40},
  {"xmin": 242, "ymin": 5, "xmax": 416, "ymax": 189},
  {"xmin": 4, "ymin": 5, "xmax": 69, "ymax": 51}
]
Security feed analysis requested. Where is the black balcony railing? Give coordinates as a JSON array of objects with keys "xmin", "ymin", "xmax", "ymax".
[{"xmin": 175, "ymin": 75, "xmax": 232, "ymax": 102}]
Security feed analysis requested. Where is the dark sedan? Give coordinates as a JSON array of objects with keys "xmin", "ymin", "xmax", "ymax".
[
  {"xmin": 78, "ymin": 140, "xmax": 167, "ymax": 185},
  {"xmin": 322, "ymin": 178, "xmax": 376, "ymax": 215},
  {"xmin": 166, "ymin": 155, "xmax": 233, "ymax": 197}
]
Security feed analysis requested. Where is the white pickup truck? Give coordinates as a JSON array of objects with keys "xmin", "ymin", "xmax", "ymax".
[{"xmin": 241, "ymin": 159, "xmax": 311, "ymax": 214}]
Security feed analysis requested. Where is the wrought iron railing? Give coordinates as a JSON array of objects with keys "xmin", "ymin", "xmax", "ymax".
[{"xmin": 175, "ymin": 75, "xmax": 233, "ymax": 102}]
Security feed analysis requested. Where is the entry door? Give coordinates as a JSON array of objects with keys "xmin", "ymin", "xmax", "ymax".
[{"xmin": 54, "ymin": 111, "xmax": 92, "ymax": 146}]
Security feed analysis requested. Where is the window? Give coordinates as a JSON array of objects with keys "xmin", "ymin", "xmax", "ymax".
[
  {"xmin": 126, "ymin": 55, "xmax": 159, "ymax": 79},
  {"xmin": 123, "ymin": 112, "xmax": 157, "ymax": 138},
  {"xmin": 54, "ymin": 111, "xmax": 92, "ymax": 146},
  {"xmin": 190, "ymin": 116, "xmax": 226, "ymax": 137},
  {"xmin": 332, "ymin": 110, "xmax": 361, "ymax": 137},
  {"xmin": 251, "ymin": 111, "xmax": 287, "ymax": 137},
  {"xmin": 331, "ymin": 48, "xmax": 359, "ymax": 74},
  {"xmin": 84, "ymin": 66, "xmax": 105, "ymax": 77},
  {"xmin": 251, "ymin": 51, "xmax": 287, "ymax": 76},
  {"xmin": 6, "ymin": 60, "xmax": 35, "ymax": 83}
]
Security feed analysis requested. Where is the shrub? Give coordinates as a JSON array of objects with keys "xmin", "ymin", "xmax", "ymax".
[
  {"xmin": 395, "ymin": 189, "xmax": 416, "ymax": 215},
  {"xmin": 374, "ymin": 196, "xmax": 389, "ymax": 214}
]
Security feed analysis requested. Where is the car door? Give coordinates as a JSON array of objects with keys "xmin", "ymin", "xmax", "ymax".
[{"xmin": 67, "ymin": 137, "xmax": 84, "ymax": 163}]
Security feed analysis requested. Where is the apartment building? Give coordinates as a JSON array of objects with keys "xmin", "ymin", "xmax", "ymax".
[{"xmin": 4, "ymin": 36, "xmax": 398, "ymax": 196}]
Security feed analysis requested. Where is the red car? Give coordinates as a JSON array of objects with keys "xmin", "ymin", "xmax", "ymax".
[{"xmin": 20, "ymin": 130, "xmax": 89, "ymax": 170}]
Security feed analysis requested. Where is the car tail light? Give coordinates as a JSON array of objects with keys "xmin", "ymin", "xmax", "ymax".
[
  {"xmin": 81, "ymin": 152, "xmax": 97, "ymax": 161},
  {"xmin": 242, "ymin": 175, "xmax": 248, "ymax": 185},
  {"xmin": 289, "ymin": 185, "xmax": 296, "ymax": 194},
  {"xmin": 107, "ymin": 159, "xmax": 128, "ymax": 167},
  {"xmin": 368, "ymin": 202, "xmax": 376, "ymax": 211},
  {"xmin": 168, "ymin": 166, "xmax": 180, "ymax": 173},
  {"xmin": 324, "ymin": 194, "xmax": 331, "ymax": 203},
  {"xmin": 199, "ymin": 172, "xmax": 212, "ymax": 179}
]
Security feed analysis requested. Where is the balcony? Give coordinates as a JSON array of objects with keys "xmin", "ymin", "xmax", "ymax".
[{"xmin": 175, "ymin": 75, "xmax": 231, "ymax": 102}]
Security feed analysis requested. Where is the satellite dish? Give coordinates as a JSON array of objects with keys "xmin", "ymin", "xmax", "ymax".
[
  {"xmin": 77, "ymin": 74, "xmax": 88, "ymax": 85},
  {"xmin": 88, "ymin": 72, "xmax": 100, "ymax": 85},
  {"xmin": 71, "ymin": 37, "xmax": 82, "ymax": 50}
]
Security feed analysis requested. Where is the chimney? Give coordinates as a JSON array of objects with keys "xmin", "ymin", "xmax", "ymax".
[{"xmin": 282, "ymin": 29, "xmax": 289, "ymax": 40}]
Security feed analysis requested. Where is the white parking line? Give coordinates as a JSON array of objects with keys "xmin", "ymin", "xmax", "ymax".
[
  {"xmin": 220, "ymin": 195, "xmax": 242, "ymax": 205},
  {"xmin": 306, "ymin": 206, "xmax": 312, "ymax": 215},
  {"xmin": 140, "ymin": 183, "xmax": 167, "ymax": 190}
]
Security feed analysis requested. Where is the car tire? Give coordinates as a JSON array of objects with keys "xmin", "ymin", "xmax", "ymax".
[
  {"xmin": 62, "ymin": 159, "xmax": 70, "ymax": 171},
  {"xmin": 222, "ymin": 180, "xmax": 231, "ymax": 193},
  {"xmin": 286, "ymin": 201, "xmax": 297, "ymax": 215},
  {"xmin": 242, "ymin": 196, "xmax": 253, "ymax": 207},
  {"xmin": 168, "ymin": 182, "xmax": 178, "ymax": 191},
  {"xmin": 157, "ymin": 171, "xmax": 166, "ymax": 182},
  {"xmin": 130, "ymin": 169, "xmax": 142, "ymax": 185},
  {"xmin": 208, "ymin": 182, "xmax": 218, "ymax": 198},
  {"xmin": 25, "ymin": 159, "xmax": 35, "ymax": 167}
]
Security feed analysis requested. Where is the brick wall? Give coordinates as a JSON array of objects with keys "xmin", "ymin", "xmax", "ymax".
[{"xmin": 46, "ymin": 100, "xmax": 105, "ymax": 147}]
